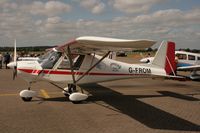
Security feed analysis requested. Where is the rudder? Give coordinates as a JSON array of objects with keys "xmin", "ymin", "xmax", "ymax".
[
  {"xmin": 151, "ymin": 41, "xmax": 176, "ymax": 75},
  {"xmin": 165, "ymin": 41, "xmax": 176, "ymax": 75}
]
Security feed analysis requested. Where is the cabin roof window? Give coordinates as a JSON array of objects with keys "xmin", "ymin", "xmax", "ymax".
[
  {"xmin": 188, "ymin": 55, "xmax": 195, "ymax": 60},
  {"xmin": 176, "ymin": 53, "xmax": 187, "ymax": 60},
  {"xmin": 197, "ymin": 56, "xmax": 200, "ymax": 60}
]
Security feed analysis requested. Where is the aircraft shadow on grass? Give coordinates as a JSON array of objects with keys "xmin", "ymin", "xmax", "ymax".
[{"xmin": 42, "ymin": 83, "xmax": 200, "ymax": 131}]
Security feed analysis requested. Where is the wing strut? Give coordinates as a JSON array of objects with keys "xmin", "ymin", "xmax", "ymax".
[
  {"xmin": 64, "ymin": 47, "xmax": 110, "ymax": 102},
  {"xmin": 67, "ymin": 46, "xmax": 76, "ymax": 84},
  {"xmin": 66, "ymin": 45, "xmax": 110, "ymax": 93},
  {"xmin": 75, "ymin": 51, "xmax": 111, "ymax": 84}
]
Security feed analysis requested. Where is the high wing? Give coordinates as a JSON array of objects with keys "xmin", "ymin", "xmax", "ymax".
[
  {"xmin": 57, "ymin": 36, "xmax": 156, "ymax": 54},
  {"xmin": 177, "ymin": 65, "xmax": 200, "ymax": 71}
]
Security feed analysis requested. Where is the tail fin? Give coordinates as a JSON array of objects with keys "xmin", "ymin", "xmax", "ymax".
[{"xmin": 151, "ymin": 41, "xmax": 176, "ymax": 75}]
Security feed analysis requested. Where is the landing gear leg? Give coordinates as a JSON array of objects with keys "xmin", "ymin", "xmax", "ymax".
[
  {"xmin": 62, "ymin": 84, "xmax": 88, "ymax": 104},
  {"xmin": 68, "ymin": 84, "xmax": 77, "ymax": 94},
  {"xmin": 63, "ymin": 84, "xmax": 76, "ymax": 97}
]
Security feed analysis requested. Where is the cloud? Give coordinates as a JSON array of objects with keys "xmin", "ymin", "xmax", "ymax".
[
  {"xmin": 47, "ymin": 16, "xmax": 61, "ymax": 24},
  {"xmin": 71, "ymin": 8, "xmax": 200, "ymax": 48},
  {"xmin": 79, "ymin": 0, "xmax": 105, "ymax": 14},
  {"xmin": 133, "ymin": 9, "xmax": 200, "ymax": 26},
  {"xmin": 35, "ymin": 20, "xmax": 43, "ymax": 26},
  {"xmin": 0, "ymin": 1, "xmax": 199, "ymax": 49},
  {"xmin": 110, "ymin": 0, "xmax": 162, "ymax": 14},
  {"xmin": 30, "ymin": 1, "xmax": 71, "ymax": 16}
]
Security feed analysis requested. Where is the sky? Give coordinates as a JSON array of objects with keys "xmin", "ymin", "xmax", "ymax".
[{"xmin": 0, "ymin": 0, "xmax": 200, "ymax": 49}]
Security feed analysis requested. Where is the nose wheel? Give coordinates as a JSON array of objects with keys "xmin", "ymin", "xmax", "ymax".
[
  {"xmin": 20, "ymin": 90, "xmax": 36, "ymax": 102},
  {"xmin": 19, "ymin": 82, "xmax": 36, "ymax": 102},
  {"xmin": 21, "ymin": 97, "xmax": 32, "ymax": 102}
]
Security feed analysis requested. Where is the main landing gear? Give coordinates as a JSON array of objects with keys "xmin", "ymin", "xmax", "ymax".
[
  {"xmin": 19, "ymin": 82, "xmax": 36, "ymax": 102},
  {"xmin": 62, "ymin": 84, "xmax": 88, "ymax": 104},
  {"xmin": 62, "ymin": 47, "xmax": 110, "ymax": 104}
]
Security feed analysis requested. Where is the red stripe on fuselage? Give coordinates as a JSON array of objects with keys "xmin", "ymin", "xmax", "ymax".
[{"xmin": 17, "ymin": 68, "xmax": 149, "ymax": 76}]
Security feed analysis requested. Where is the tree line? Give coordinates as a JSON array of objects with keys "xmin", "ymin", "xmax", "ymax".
[
  {"xmin": 133, "ymin": 47, "xmax": 200, "ymax": 53},
  {"xmin": 0, "ymin": 46, "xmax": 55, "ymax": 52},
  {"xmin": 0, "ymin": 46, "xmax": 199, "ymax": 53}
]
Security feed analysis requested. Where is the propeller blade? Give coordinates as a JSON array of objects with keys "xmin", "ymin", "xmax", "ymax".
[
  {"xmin": 14, "ymin": 39, "xmax": 17, "ymax": 62},
  {"xmin": 13, "ymin": 39, "xmax": 17, "ymax": 80},
  {"xmin": 13, "ymin": 66, "xmax": 17, "ymax": 80}
]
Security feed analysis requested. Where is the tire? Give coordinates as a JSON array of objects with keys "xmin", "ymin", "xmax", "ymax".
[
  {"xmin": 21, "ymin": 97, "xmax": 32, "ymax": 102},
  {"xmin": 72, "ymin": 101, "xmax": 82, "ymax": 104}
]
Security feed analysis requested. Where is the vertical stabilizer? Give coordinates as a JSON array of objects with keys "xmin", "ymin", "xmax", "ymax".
[{"xmin": 152, "ymin": 41, "xmax": 176, "ymax": 75}]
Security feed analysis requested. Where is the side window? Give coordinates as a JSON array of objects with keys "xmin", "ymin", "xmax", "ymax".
[
  {"xmin": 58, "ymin": 55, "xmax": 85, "ymax": 70},
  {"xmin": 197, "ymin": 56, "xmax": 200, "ymax": 60},
  {"xmin": 58, "ymin": 56, "xmax": 70, "ymax": 69},
  {"xmin": 188, "ymin": 55, "xmax": 195, "ymax": 60},
  {"xmin": 176, "ymin": 54, "xmax": 187, "ymax": 60}
]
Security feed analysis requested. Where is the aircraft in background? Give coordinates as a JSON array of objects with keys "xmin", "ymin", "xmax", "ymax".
[
  {"xmin": 175, "ymin": 51, "xmax": 200, "ymax": 80},
  {"xmin": 8, "ymin": 36, "xmax": 178, "ymax": 103},
  {"xmin": 140, "ymin": 51, "xmax": 200, "ymax": 80}
]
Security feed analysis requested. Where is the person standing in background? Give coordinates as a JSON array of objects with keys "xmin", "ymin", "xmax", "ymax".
[
  {"xmin": 0, "ymin": 53, "xmax": 3, "ymax": 69},
  {"xmin": 4, "ymin": 52, "xmax": 10, "ymax": 69}
]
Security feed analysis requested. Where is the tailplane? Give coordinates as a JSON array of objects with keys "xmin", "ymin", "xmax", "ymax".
[{"xmin": 151, "ymin": 41, "xmax": 176, "ymax": 75}]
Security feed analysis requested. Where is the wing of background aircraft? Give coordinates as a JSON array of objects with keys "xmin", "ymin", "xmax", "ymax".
[
  {"xmin": 177, "ymin": 65, "xmax": 200, "ymax": 71},
  {"xmin": 57, "ymin": 36, "xmax": 156, "ymax": 54}
]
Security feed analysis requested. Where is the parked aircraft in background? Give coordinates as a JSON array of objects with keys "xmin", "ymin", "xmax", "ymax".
[
  {"xmin": 8, "ymin": 36, "xmax": 178, "ymax": 103},
  {"xmin": 175, "ymin": 51, "xmax": 200, "ymax": 80},
  {"xmin": 140, "ymin": 50, "xmax": 200, "ymax": 80}
]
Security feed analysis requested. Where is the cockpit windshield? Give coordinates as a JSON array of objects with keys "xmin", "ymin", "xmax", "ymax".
[
  {"xmin": 38, "ymin": 50, "xmax": 62, "ymax": 69},
  {"xmin": 38, "ymin": 50, "xmax": 85, "ymax": 70}
]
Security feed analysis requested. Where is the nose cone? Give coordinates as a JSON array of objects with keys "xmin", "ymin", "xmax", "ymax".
[{"xmin": 7, "ymin": 62, "xmax": 17, "ymax": 68}]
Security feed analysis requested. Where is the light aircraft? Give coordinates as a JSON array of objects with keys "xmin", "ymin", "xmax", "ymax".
[
  {"xmin": 8, "ymin": 36, "xmax": 178, "ymax": 103},
  {"xmin": 140, "ymin": 51, "xmax": 200, "ymax": 80}
]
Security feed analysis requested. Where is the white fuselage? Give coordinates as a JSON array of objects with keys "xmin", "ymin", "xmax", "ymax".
[{"xmin": 17, "ymin": 54, "xmax": 166, "ymax": 84}]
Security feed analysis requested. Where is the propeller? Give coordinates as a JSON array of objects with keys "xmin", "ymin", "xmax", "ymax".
[
  {"xmin": 13, "ymin": 65, "xmax": 17, "ymax": 80},
  {"xmin": 13, "ymin": 39, "xmax": 17, "ymax": 80}
]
